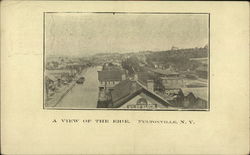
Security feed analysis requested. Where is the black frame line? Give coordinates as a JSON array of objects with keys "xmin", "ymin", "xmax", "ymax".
[{"xmin": 43, "ymin": 12, "xmax": 210, "ymax": 111}]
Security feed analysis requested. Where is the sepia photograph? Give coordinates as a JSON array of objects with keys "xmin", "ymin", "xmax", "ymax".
[
  {"xmin": 44, "ymin": 12, "xmax": 209, "ymax": 110},
  {"xmin": 2, "ymin": 1, "xmax": 249, "ymax": 154}
]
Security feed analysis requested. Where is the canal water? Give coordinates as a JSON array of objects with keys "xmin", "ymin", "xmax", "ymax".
[{"xmin": 56, "ymin": 66, "xmax": 101, "ymax": 108}]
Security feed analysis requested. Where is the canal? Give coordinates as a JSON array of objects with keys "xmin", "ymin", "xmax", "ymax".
[{"xmin": 56, "ymin": 66, "xmax": 100, "ymax": 108}]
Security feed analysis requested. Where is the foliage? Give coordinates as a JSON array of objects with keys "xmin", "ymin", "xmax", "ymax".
[{"xmin": 146, "ymin": 47, "xmax": 208, "ymax": 71}]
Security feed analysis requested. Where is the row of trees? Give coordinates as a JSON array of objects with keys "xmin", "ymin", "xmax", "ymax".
[{"xmin": 146, "ymin": 47, "xmax": 208, "ymax": 71}]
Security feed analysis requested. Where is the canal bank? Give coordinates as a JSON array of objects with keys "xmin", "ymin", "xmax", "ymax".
[
  {"xmin": 54, "ymin": 67, "xmax": 100, "ymax": 108},
  {"xmin": 45, "ymin": 68, "xmax": 88, "ymax": 107},
  {"xmin": 45, "ymin": 81, "xmax": 76, "ymax": 107}
]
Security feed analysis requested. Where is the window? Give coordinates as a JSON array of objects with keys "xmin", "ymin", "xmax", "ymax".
[{"xmin": 136, "ymin": 98, "xmax": 148, "ymax": 105}]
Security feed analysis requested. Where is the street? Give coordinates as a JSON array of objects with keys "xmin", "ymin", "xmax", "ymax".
[{"xmin": 56, "ymin": 67, "xmax": 100, "ymax": 108}]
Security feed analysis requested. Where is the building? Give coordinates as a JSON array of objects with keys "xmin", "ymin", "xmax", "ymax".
[
  {"xmin": 151, "ymin": 61, "xmax": 165, "ymax": 69},
  {"xmin": 182, "ymin": 87, "xmax": 208, "ymax": 109},
  {"xmin": 147, "ymin": 67, "xmax": 184, "ymax": 90},
  {"xmin": 98, "ymin": 63, "xmax": 126, "ymax": 90},
  {"xmin": 103, "ymin": 80, "xmax": 173, "ymax": 109},
  {"xmin": 150, "ymin": 69, "xmax": 184, "ymax": 90},
  {"xmin": 185, "ymin": 81, "xmax": 207, "ymax": 88},
  {"xmin": 98, "ymin": 70, "xmax": 126, "ymax": 90},
  {"xmin": 136, "ymin": 69, "xmax": 185, "ymax": 107},
  {"xmin": 97, "ymin": 63, "xmax": 127, "ymax": 107},
  {"xmin": 155, "ymin": 88, "xmax": 185, "ymax": 107},
  {"xmin": 159, "ymin": 77, "xmax": 184, "ymax": 90},
  {"xmin": 182, "ymin": 92, "xmax": 196, "ymax": 108}
]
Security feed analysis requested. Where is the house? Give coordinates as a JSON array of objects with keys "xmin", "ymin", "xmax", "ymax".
[
  {"xmin": 98, "ymin": 63, "xmax": 126, "ymax": 90},
  {"xmin": 98, "ymin": 70, "xmax": 126, "ymax": 90},
  {"xmin": 148, "ymin": 67, "xmax": 185, "ymax": 90},
  {"xmin": 105, "ymin": 80, "xmax": 174, "ymax": 109},
  {"xmin": 150, "ymin": 62, "xmax": 169, "ymax": 69},
  {"xmin": 182, "ymin": 92, "xmax": 196, "ymax": 108},
  {"xmin": 195, "ymin": 97, "xmax": 207, "ymax": 109},
  {"xmin": 182, "ymin": 87, "xmax": 208, "ymax": 109},
  {"xmin": 135, "ymin": 70, "xmax": 185, "ymax": 107},
  {"xmin": 160, "ymin": 77, "xmax": 184, "ymax": 90},
  {"xmin": 149, "ymin": 67, "xmax": 185, "ymax": 91},
  {"xmin": 97, "ymin": 89, "xmax": 112, "ymax": 108},
  {"xmin": 155, "ymin": 88, "xmax": 185, "ymax": 107}
]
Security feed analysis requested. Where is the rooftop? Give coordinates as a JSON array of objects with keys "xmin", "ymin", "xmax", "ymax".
[
  {"xmin": 150, "ymin": 68, "xmax": 179, "ymax": 76},
  {"xmin": 98, "ymin": 70, "xmax": 125, "ymax": 81},
  {"xmin": 111, "ymin": 80, "xmax": 140, "ymax": 103},
  {"xmin": 182, "ymin": 87, "xmax": 208, "ymax": 101},
  {"xmin": 160, "ymin": 77, "xmax": 183, "ymax": 80},
  {"xmin": 110, "ymin": 80, "xmax": 172, "ymax": 108}
]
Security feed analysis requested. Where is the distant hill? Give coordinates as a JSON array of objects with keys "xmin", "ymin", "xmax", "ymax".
[
  {"xmin": 145, "ymin": 47, "xmax": 209, "ymax": 71},
  {"xmin": 147, "ymin": 47, "xmax": 208, "ymax": 60}
]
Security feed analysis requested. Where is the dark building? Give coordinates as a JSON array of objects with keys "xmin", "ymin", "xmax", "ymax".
[
  {"xmin": 104, "ymin": 80, "xmax": 173, "ymax": 109},
  {"xmin": 98, "ymin": 70, "xmax": 126, "ymax": 90}
]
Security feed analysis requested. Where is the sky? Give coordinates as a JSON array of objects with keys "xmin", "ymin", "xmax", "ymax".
[{"xmin": 45, "ymin": 13, "xmax": 208, "ymax": 56}]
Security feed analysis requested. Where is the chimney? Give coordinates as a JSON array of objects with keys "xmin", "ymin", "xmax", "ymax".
[{"xmin": 147, "ymin": 80, "xmax": 154, "ymax": 92}]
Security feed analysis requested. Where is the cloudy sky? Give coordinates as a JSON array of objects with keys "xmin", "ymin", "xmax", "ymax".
[{"xmin": 45, "ymin": 13, "xmax": 208, "ymax": 56}]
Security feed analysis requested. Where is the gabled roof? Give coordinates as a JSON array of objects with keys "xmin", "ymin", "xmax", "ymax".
[
  {"xmin": 182, "ymin": 88, "xmax": 208, "ymax": 101},
  {"xmin": 110, "ymin": 80, "xmax": 171, "ymax": 108},
  {"xmin": 98, "ymin": 70, "xmax": 125, "ymax": 81},
  {"xmin": 111, "ymin": 80, "xmax": 138, "ymax": 103},
  {"xmin": 186, "ymin": 81, "xmax": 207, "ymax": 87}
]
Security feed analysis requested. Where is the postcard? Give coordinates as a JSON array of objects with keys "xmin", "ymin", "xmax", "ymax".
[{"xmin": 1, "ymin": 1, "xmax": 249, "ymax": 154}]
